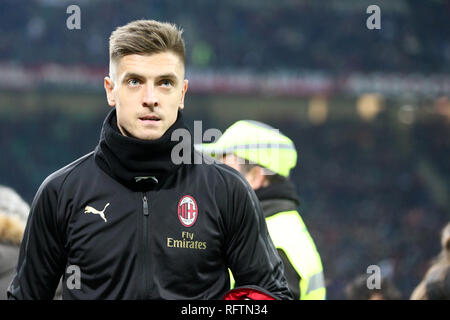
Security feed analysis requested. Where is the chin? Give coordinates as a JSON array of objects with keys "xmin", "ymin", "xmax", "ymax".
[
  {"xmin": 138, "ymin": 131, "xmax": 164, "ymax": 141},
  {"xmin": 120, "ymin": 126, "xmax": 161, "ymax": 140}
]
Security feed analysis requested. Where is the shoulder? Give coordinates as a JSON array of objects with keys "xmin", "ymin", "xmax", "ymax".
[
  {"xmin": 192, "ymin": 153, "xmax": 264, "ymax": 226},
  {"xmin": 266, "ymin": 210, "xmax": 306, "ymax": 238},
  {"xmin": 34, "ymin": 151, "xmax": 95, "ymax": 200},
  {"xmin": 195, "ymin": 151, "xmax": 251, "ymax": 189},
  {"xmin": 267, "ymin": 210, "xmax": 304, "ymax": 227},
  {"xmin": 193, "ymin": 152, "xmax": 254, "ymax": 196},
  {"xmin": 188, "ymin": 152, "xmax": 261, "ymax": 219}
]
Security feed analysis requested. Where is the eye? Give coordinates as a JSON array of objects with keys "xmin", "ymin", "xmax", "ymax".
[
  {"xmin": 160, "ymin": 79, "xmax": 173, "ymax": 87},
  {"xmin": 127, "ymin": 78, "xmax": 141, "ymax": 87}
]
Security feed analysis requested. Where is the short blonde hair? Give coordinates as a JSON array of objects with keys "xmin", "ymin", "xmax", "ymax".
[{"xmin": 109, "ymin": 19, "xmax": 185, "ymax": 65}]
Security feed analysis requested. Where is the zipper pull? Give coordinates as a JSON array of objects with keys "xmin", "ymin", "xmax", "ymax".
[{"xmin": 143, "ymin": 196, "xmax": 149, "ymax": 216}]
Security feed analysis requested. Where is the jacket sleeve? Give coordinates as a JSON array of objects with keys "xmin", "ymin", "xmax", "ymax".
[
  {"xmin": 223, "ymin": 169, "xmax": 293, "ymax": 300},
  {"xmin": 7, "ymin": 178, "xmax": 67, "ymax": 299},
  {"xmin": 277, "ymin": 249, "xmax": 301, "ymax": 299}
]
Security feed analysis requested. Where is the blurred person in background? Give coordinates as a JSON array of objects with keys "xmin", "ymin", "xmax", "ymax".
[
  {"xmin": 197, "ymin": 120, "xmax": 326, "ymax": 300},
  {"xmin": 422, "ymin": 265, "xmax": 450, "ymax": 300},
  {"xmin": 7, "ymin": 20, "xmax": 291, "ymax": 300},
  {"xmin": 0, "ymin": 186, "xmax": 63, "ymax": 300},
  {"xmin": 410, "ymin": 222, "xmax": 450, "ymax": 300},
  {"xmin": 0, "ymin": 185, "xmax": 29, "ymax": 300},
  {"xmin": 345, "ymin": 273, "xmax": 402, "ymax": 300}
]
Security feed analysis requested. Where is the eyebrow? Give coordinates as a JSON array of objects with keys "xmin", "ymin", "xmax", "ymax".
[
  {"xmin": 155, "ymin": 73, "xmax": 179, "ymax": 84},
  {"xmin": 121, "ymin": 72, "xmax": 179, "ymax": 84},
  {"xmin": 121, "ymin": 72, "xmax": 145, "ymax": 82}
]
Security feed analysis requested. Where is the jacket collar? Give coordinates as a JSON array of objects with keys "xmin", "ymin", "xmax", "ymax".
[
  {"xmin": 94, "ymin": 108, "xmax": 193, "ymax": 191},
  {"xmin": 254, "ymin": 179, "xmax": 300, "ymax": 218}
]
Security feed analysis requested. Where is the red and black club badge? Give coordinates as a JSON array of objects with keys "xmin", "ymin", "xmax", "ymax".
[{"xmin": 178, "ymin": 195, "xmax": 198, "ymax": 227}]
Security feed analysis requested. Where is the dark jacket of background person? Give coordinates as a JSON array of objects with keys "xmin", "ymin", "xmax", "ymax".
[{"xmin": 410, "ymin": 222, "xmax": 450, "ymax": 300}]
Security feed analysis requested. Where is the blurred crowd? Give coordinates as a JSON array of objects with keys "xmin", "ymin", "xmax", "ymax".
[
  {"xmin": 1, "ymin": 0, "xmax": 449, "ymax": 300},
  {"xmin": 1, "ymin": 0, "xmax": 449, "ymax": 74}
]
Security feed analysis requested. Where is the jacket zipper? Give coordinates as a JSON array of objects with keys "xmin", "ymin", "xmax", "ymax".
[{"xmin": 142, "ymin": 194, "xmax": 150, "ymax": 299}]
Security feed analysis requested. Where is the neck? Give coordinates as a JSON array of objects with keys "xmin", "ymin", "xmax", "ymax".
[{"xmin": 94, "ymin": 108, "xmax": 192, "ymax": 190}]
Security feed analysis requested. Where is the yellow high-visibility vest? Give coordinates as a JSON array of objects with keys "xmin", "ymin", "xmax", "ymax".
[
  {"xmin": 266, "ymin": 210, "xmax": 326, "ymax": 300},
  {"xmin": 229, "ymin": 209, "xmax": 326, "ymax": 299}
]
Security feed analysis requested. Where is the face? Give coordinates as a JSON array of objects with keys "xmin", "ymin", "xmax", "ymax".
[
  {"xmin": 219, "ymin": 154, "xmax": 242, "ymax": 172},
  {"xmin": 219, "ymin": 154, "xmax": 267, "ymax": 190},
  {"xmin": 104, "ymin": 52, "xmax": 188, "ymax": 140}
]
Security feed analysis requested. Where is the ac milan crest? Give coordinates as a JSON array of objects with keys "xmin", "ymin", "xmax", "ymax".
[{"xmin": 178, "ymin": 195, "xmax": 198, "ymax": 227}]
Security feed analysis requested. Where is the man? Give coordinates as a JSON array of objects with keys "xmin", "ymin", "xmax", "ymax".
[
  {"xmin": 197, "ymin": 120, "xmax": 326, "ymax": 299},
  {"xmin": 0, "ymin": 186, "xmax": 29, "ymax": 300},
  {"xmin": 0, "ymin": 186, "xmax": 63, "ymax": 300},
  {"xmin": 410, "ymin": 222, "xmax": 450, "ymax": 300},
  {"xmin": 7, "ymin": 20, "xmax": 291, "ymax": 300}
]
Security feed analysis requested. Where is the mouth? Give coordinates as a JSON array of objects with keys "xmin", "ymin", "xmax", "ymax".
[{"xmin": 139, "ymin": 115, "xmax": 161, "ymax": 123}]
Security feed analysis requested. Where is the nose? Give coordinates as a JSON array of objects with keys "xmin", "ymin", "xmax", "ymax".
[{"xmin": 142, "ymin": 83, "xmax": 159, "ymax": 107}]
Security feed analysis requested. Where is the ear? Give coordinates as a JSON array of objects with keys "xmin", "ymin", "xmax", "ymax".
[
  {"xmin": 179, "ymin": 79, "xmax": 188, "ymax": 110},
  {"xmin": 104, "ymin": 76, "xmax": 116, "ymax": 107},
  {"xmin": 245, "ymin": 166, "xmax": 267, "ymax": 190}
]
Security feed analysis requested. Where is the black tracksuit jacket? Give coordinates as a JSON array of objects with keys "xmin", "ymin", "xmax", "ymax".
[{"xmin": 7, "ymin": 109, "xmax": 291, "ymax": 300}]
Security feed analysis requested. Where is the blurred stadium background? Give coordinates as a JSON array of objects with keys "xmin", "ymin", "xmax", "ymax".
[{"xmin": 1, "ymin": 0, "xmax": 449, "ymax": 299}]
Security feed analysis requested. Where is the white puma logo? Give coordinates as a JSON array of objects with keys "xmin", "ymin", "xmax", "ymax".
[{"xmin": 84, "ymin": 203, "xmax": 110, "ymax": 223}]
